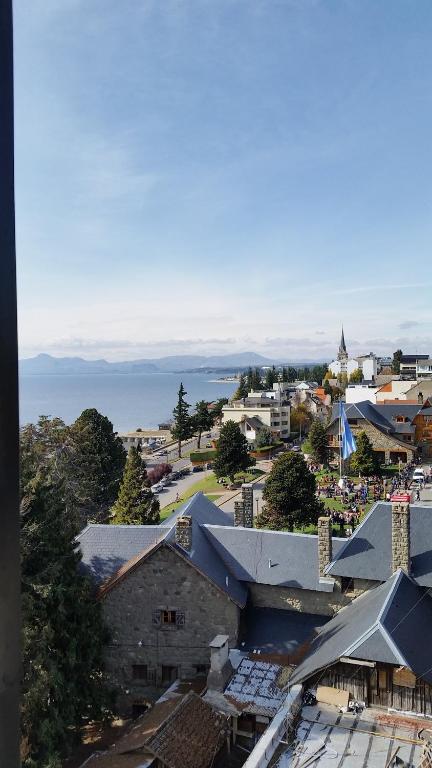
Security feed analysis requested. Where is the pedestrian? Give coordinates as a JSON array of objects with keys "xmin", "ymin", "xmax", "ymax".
[{"xmin": 175, "ymin": 492, "xmax": 179, "ymax": 502}]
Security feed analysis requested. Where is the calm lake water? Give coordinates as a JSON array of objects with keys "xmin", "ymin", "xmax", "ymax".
[{"xmin": 19, "ymin": 372, "xmax": 237, "ymax": 432}]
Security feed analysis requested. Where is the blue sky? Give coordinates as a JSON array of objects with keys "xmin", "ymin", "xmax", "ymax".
[{"xmin": 14, "ymin": 0, "xmax": 432, "ymax": 362}]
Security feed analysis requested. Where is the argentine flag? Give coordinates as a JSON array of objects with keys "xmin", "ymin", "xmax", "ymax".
[{"xmin": 339, "ymin": 401, "xmax": 357, "ymax": 460}]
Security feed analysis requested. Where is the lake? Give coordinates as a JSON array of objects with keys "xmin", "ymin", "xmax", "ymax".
[{"xmin": 19, "ymin": 372, "xmax": 237, "ymax": 432}]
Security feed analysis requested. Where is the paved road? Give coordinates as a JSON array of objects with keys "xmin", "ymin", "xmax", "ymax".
[
  {"xmin": 148, "ymin": 430, "xmax": 219, "ymax": 466},
  {"xmin": 158, "ymin": 469, "xmax": 214, "ymax": 510}
]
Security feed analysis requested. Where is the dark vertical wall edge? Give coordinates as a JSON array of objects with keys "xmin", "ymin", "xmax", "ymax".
[{"xmin": 0, "ymin": 0, "xmax": 22, "ymax": 765}]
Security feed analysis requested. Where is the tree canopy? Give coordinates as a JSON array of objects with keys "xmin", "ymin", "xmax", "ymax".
[
  {"xmin": 213, "ymin": 420, "xmax": 254, "ymax": 482},
  {"xmin": 171, "ymin": 383, "xmax": 194, "ymax": 457},
  {"xmin": 111, "ymin": 446, "xmax": 160, "ymax": 525},
  {"xmin": 232, "ymin": 373, "xmax": 249, "ymax": 401},
  {"xmin": 308, "ymin": 419, "xmax": 328, "ymax": 465},
  {"xmin": 21, "ymin": 478, "xmax": 112, "ymax": 767},
  {"xmin": 192, "ymin": 400, "xmax": 214, "ymax": 448},
  {"xmin": 350, "ymin": 431, "xmax": 381, "ymax": 476},
  {"xmin": 257, "ymin": 451, "xmax": 323, "ymax": 531},
  {"xmin": 349, "ymin": 368, "xmax": 363, "ymax": 384},
  {"xmin": 255, "ymin": 425, "xmax": 274, "ymax": 448},
  {"xmin": 392, "ymin": 349, "xmax": 403, "ymax": 374}
]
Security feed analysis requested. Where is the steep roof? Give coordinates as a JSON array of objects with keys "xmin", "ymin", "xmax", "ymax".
[
  {"xmin": 77, "ymin": 493, "xmax": 247, "ymax": 607},
  {"xmin": 328, "ymin": 401, "xmax": 418, "ymax": 447},
  {"xmin": 327, "ymin": 502, "xmax": 432, "ymax": 586},
  {"xmin": 290, "ymin": 570, "xmax": 432, "ymax": 685},
  {"xmin": 202, "ymin": 526, "xmax": 345, "ymax": 592}
]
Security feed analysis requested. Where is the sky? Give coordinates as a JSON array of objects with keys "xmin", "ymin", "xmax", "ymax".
[{"xmin": 14, "ymin": 0, "xmax": 432, "ymax": 362}]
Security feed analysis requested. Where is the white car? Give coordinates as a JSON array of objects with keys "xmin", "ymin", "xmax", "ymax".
[
  {"xmin": 151, "ymin": 483, "xmax": 164, "ymax": 493},
  {"xmin": 412, "ymin": 469, "xmax": 425, "ymax": 483}
]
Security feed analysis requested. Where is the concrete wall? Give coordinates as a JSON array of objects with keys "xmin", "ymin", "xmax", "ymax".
[
  {"xmin": 241, "ymin": 685, "xmax": 303, "ymax": 768},
  {"xmin": 102, "ymin": 544, "xmax": 240, "ymax": 712}
]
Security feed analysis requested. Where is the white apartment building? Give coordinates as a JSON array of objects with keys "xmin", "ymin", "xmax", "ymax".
[{"xmin": 222, "ymin": 395, "xmax": 291, "ymax": 441}]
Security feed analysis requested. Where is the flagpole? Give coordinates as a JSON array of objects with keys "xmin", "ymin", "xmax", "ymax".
[{"xmin": 339, "ymin": 400, "xmax": 342, "ymax": 479}]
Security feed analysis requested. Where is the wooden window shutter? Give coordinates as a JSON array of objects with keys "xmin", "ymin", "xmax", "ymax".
[
  {"xmin": 152, "ymin": 610, "xmax": 161, "ymax": 626},
  {"xmin": 175, "ymin": 611, "xmax": 185, "ymax": 627}
]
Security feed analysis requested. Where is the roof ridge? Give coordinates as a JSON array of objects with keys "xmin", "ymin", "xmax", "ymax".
[
  {"xmin": 203, "ymin": 524, "xmax": 328, "ymax": 540},
  {"xmin": 326, "ymin": 501, "xmax": 381, "ymax": 574},
  {"xmin": 376, "ymin": 569, "xmax": 403, "ymax": 624}
]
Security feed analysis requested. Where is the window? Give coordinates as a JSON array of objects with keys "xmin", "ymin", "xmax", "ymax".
[
  {"xmin": 161, "ymin": 665, "xmax": 178, "ymax": 684},
  {"xmin": 162, "ymin": 610, "xmax": 177, "ymax": 625},
  {"xmin": 132, "ymin": 664, "xmax": 148, "ymax": 680},
  {"xmin": 341, "ymin": 577, "xmax": 354, "ymax": 593},
  {"xmin": 281, "ymin": 420, "xmax": 288, "ymax": 425}
]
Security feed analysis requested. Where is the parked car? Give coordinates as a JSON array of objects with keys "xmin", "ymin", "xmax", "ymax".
[
  {"xmin": 151, "ymin": 483, "xmax": 163, "ymax": 493},
  {"xmin": 158, "ymin": 449, "xmax": 168, "ymax": 456},
  {"xmin": 192, "ymin": 465, "xmax": 204, "ymax": 472}
]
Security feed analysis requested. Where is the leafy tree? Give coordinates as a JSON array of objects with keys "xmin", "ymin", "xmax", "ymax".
[
  {"xmin": 211, "ymin": 397, "xmax": 228, "ymax": 426},
  {"xmin": 21, "ymin": 479, "xmax": 112, "ymax": 767},
  {"xmin": 111, "ymin": 447, "xmax": 160, "ymax": 525},
  {"xmin": 214, "ymin": 420, "xmax": 254, "ymax": 482},
  {"xmin": 323, "ymin": 379, "xmax": 332, "ymax": 397},
  {"xmin": 349, "ymin": 368, "xmax": 363, "ymax": 384},
  {"xmin": 257, "ymin": 452, "xmax": 324, "ymax": 531},
  {"xmin": 350, "ymin": 431, "xmax": 381, "ymax": 476},
  {"xmin": 171, "ymin": 383, "xmax": 194, "ymax": 457},
  {"xmin": 255, "ymin": 425, "xmax": 274, "ymax": 448},
  {"xmin": 392, "ymin": 349, "xmax": 403, "ymax": 374},
  {"xmin": 69, "ymin": 409, "xmax": 126, "ymax": 524},
  {"xmin": 232, "ymin": 374, "xmax": 249, "ymax": 401},
  {"xmin": 290, "ymin": 403, "xmax": 312, "ymax": 438},
  {"xmin": 337, "ymin": 372, "xmax": 348, "ymax": 391},
  {"xmin": 308, "ymin": 419, "xmax": 328, "ymax": 465}
]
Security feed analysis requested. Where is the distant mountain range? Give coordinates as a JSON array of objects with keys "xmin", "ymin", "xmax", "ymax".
[{"xmin": 19, "ymin": 352, "xmax": 327, "ymax": 375}]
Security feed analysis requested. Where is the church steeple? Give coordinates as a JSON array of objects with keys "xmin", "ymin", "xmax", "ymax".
[
  {"xmin": 338, "ymin": 326, "xmax": 348, "ymax": 363},
  {"xmin": 339, "ymin": 326, "xmax": 347, "ymax": 355}
]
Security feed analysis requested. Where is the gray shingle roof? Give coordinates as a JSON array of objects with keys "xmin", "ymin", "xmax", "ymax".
[
  {"xmin": 202, "ymin": 526, "xmax": 345, "ymax": 592},
  {"xmin": 290, "ymin": 570, "xmax": 432, "ymax": 685},
  {"xmin": 327, "ymin": 502, "xmax": 432, "ymax": 586},
  {"xmin": 77, "ymin": 493, "xmax": 247, "ymax": 607}
]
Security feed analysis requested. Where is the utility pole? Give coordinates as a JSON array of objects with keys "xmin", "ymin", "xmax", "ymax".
[{"xmin": 0, "ymin": 1, "xmax": 21, "ymax": 765}]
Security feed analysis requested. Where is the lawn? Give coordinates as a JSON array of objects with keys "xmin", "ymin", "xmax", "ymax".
[{"xmin": 159, "ymin": 469, "xmax": 265, "ymax": 520}]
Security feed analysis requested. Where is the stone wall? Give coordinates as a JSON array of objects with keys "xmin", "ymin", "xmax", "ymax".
[
  {"xmin": 249, "ymin": 577, "xmax": 379, "ymax": 616},
  {"xmin": 328, "ymin": 419, "xmax": 415, "ymax": 461},
  {"xmin": 391, "ymin": 501, "xmax": 410, "ymax": 572},
  {"xmin": 102, "ymin": 544, "xmax": 240, "ymax": 712}
]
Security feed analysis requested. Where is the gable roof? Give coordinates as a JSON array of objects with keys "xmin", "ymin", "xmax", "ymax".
[
  {"xmin": 202, "ymin": 526, "xmax": 345, "ymax": 592},
  {"xmin": 290, "ymin": 570, "xmax": 432, "ymax": 686},
  {"xmin": 327, "ymin": 502, "xmax": 432, "ymax": 586},
  {"xmin": 328, "ymin": 401, "xmax": 419, "ymax": 447},
  {"xmin": 77, "ymin": 493, "xmax": 247, "ymax": 607}
]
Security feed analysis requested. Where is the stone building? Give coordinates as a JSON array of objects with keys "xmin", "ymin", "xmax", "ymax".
[{"xmin": 78, "ymin": 485, "xmax": 432, "ymax": 715}]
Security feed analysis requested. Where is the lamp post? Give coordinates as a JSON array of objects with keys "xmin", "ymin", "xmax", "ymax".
[{"xmin": 0, "ymin": 2, "xmax": 21, "ymax": 764}]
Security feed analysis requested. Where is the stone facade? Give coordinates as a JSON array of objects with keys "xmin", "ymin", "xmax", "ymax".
[
  {"xmin": 242, "ymin": 484, "xmax": 254, "ymax": 528},
  {"xmin": 102, "ymin": 544, "xmax": 240, "ymax": 712},
  {"xmin": 392, "ymin": 501, "xmax": 410, "ymax": 572},
  {"xmin": 328, "ymin": 419, "xmax": 415, "ymax": 463},
  {"xmin": 175, "ymin": 515, "xmax": 192, "ymax": 550},
  {"xmin": 234, "ymin": 501, "xmax": 245, "ymax": 527},
  {"xmin": 318, "ymin": 517, "xmax": 332, "ymax": 577},
  {"xmin": 249, "ymin": 577, "xmax": 379, "ymax": 617}
]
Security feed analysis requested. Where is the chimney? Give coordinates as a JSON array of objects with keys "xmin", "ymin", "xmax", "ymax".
[
  {"xmin": 318, "ymin": 516, "xmax": 332, "ymax": 577},
  {"xmin": 175, "ymin": 515, "xmax": 192, "ymax": 551},
  {"xmin": 206, "ymin": 634, "xmax": 233, "ymax": 691},
  {"xmin": 234, "ymin": 500, "xmax": 245, "ymax": 527},
  {"xmin": 242, "ymin": 483, "xmax": 254, "ymax": 528},
  {"xmin": 391, "ymin": 494, "xmax": 410, "ymax": 573}
]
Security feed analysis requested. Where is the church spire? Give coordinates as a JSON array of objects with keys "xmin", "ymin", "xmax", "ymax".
[{"xmin": 339, "ymin": 326, "xmax": 346, "ymax": 354}]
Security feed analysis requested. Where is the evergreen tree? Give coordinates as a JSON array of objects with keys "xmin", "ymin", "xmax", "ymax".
[
  {"xmin": 392, "ymin": 349, "xmax": 403, "ymax": 374},
  {"xmin": 257, "ymin": 452, "xmax": 323, "ymax": 531},
  {"xmin": 308, "ymin": 419, "xmax": 328, "ymax": 465},
  {"xmin": 192, "ymin": 400, "xmax": 214, "ymax": 448},
  {"xmin": 213, "ymin": 421, "xmax": 254, "ymax": 482},
  {"xmin": 20, "ymin": 416, "xmax": 67, "ymax": 497},
  {"xmin": 246, "ymin": 367, "xmax": 254, "ymax": 391},
  {"xmin": 21, "ymin": 479, "xmax": 112, "ymax": 767},
  {"xmin": 350, "ymin": 431, "xmax": 381, "ymax": 476},
  {"xmin": 232, "ymin": 373, "xmax": 249, "ymax": 401},
  {"xmin": 69, "ymin": 409, "xmax": 126, "ymax": 524},
  {"xmin": 281, "ymin": 366, "xmax": 289, "ymax": 382},
  {"xmin": 287, "ymin": 366, "xmax": 297, "ymax": 382},
  {"xmin": 210, "ymin": 397, "xmax": 229, "ymax": 426},
  {"xmin": 112, "ymin": 447, "xmax": 160, "ymax": 525},
  {"xmin": 251, "ymin": 367, "xmax": 263, "ymax": 390},
  {"xmin": 323, "ymin": 379, "xmax": 332, "ymax": 397},
  {"xmin": 255, "ymin": 426, "xmax": 274, "ymax": 448},
  {"xmin": 264, "ymin": 366, "xmax": 278, "ymax": 390},
  {"xmin": 171, "ymin": 382, "xmax": 193, "ymax": 457}
]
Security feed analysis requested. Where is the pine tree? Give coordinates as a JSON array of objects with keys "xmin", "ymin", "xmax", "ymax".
[
  {"xmin": 308, "ymin": 419, "xmax": 328, "ymax": 465},
  {"xmin": 232, "ymin": 374, "xmax": 249, "ymax": 401},
  {"xmin": 350, "ymin": 431, "xmax": 381, "ymax": 476},
  {"xmin": 112, "ymin": 447, "xmax": 160, "ymax": 524},
  {"xmin": 171, "ymin": 383, "xmax": 193, "ymax": 457},
  {"xmin": 69, "ymin": 409, "xmax": 126, "ymax": 524},
  {"xmin": 251, "ymin": 367, "xmax": 263, "ymax": 391},
  {"xmin": 213, "ymin": 421, "xmax": 254, "ymax": 483},
  {"xmin": 246, "ymin": 367, "xmax": 254, "ymax": 391},
  {"xmin": 21, "ymin": 479, "xmax": 112, "ymax": 767},
  {"xmin": 192, "ymin": 400, "xmax": 214, "ymax": 448},
  {"xmin": 264, "ymin": 366, "xmax": 277, "ymax": 390},
  {"xmin": 257, "ymin": 451, "xmax": 324, "ymax": 531},
  {"xmin": 392, "ymin": 349, "xmax": 403, "ymax": 374}
]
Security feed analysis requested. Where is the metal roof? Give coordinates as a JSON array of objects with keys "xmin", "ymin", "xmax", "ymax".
[
  {"xmin": 290, "ymin": 570, "xmax": 432, "ymax": 685},
  {"xmin": 202, "ymin": 526, "xmax": 345, "ymax": 592},
  {"xmin": 327, "ymin": 502, "xmax": 432, "ymax": 586}
]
